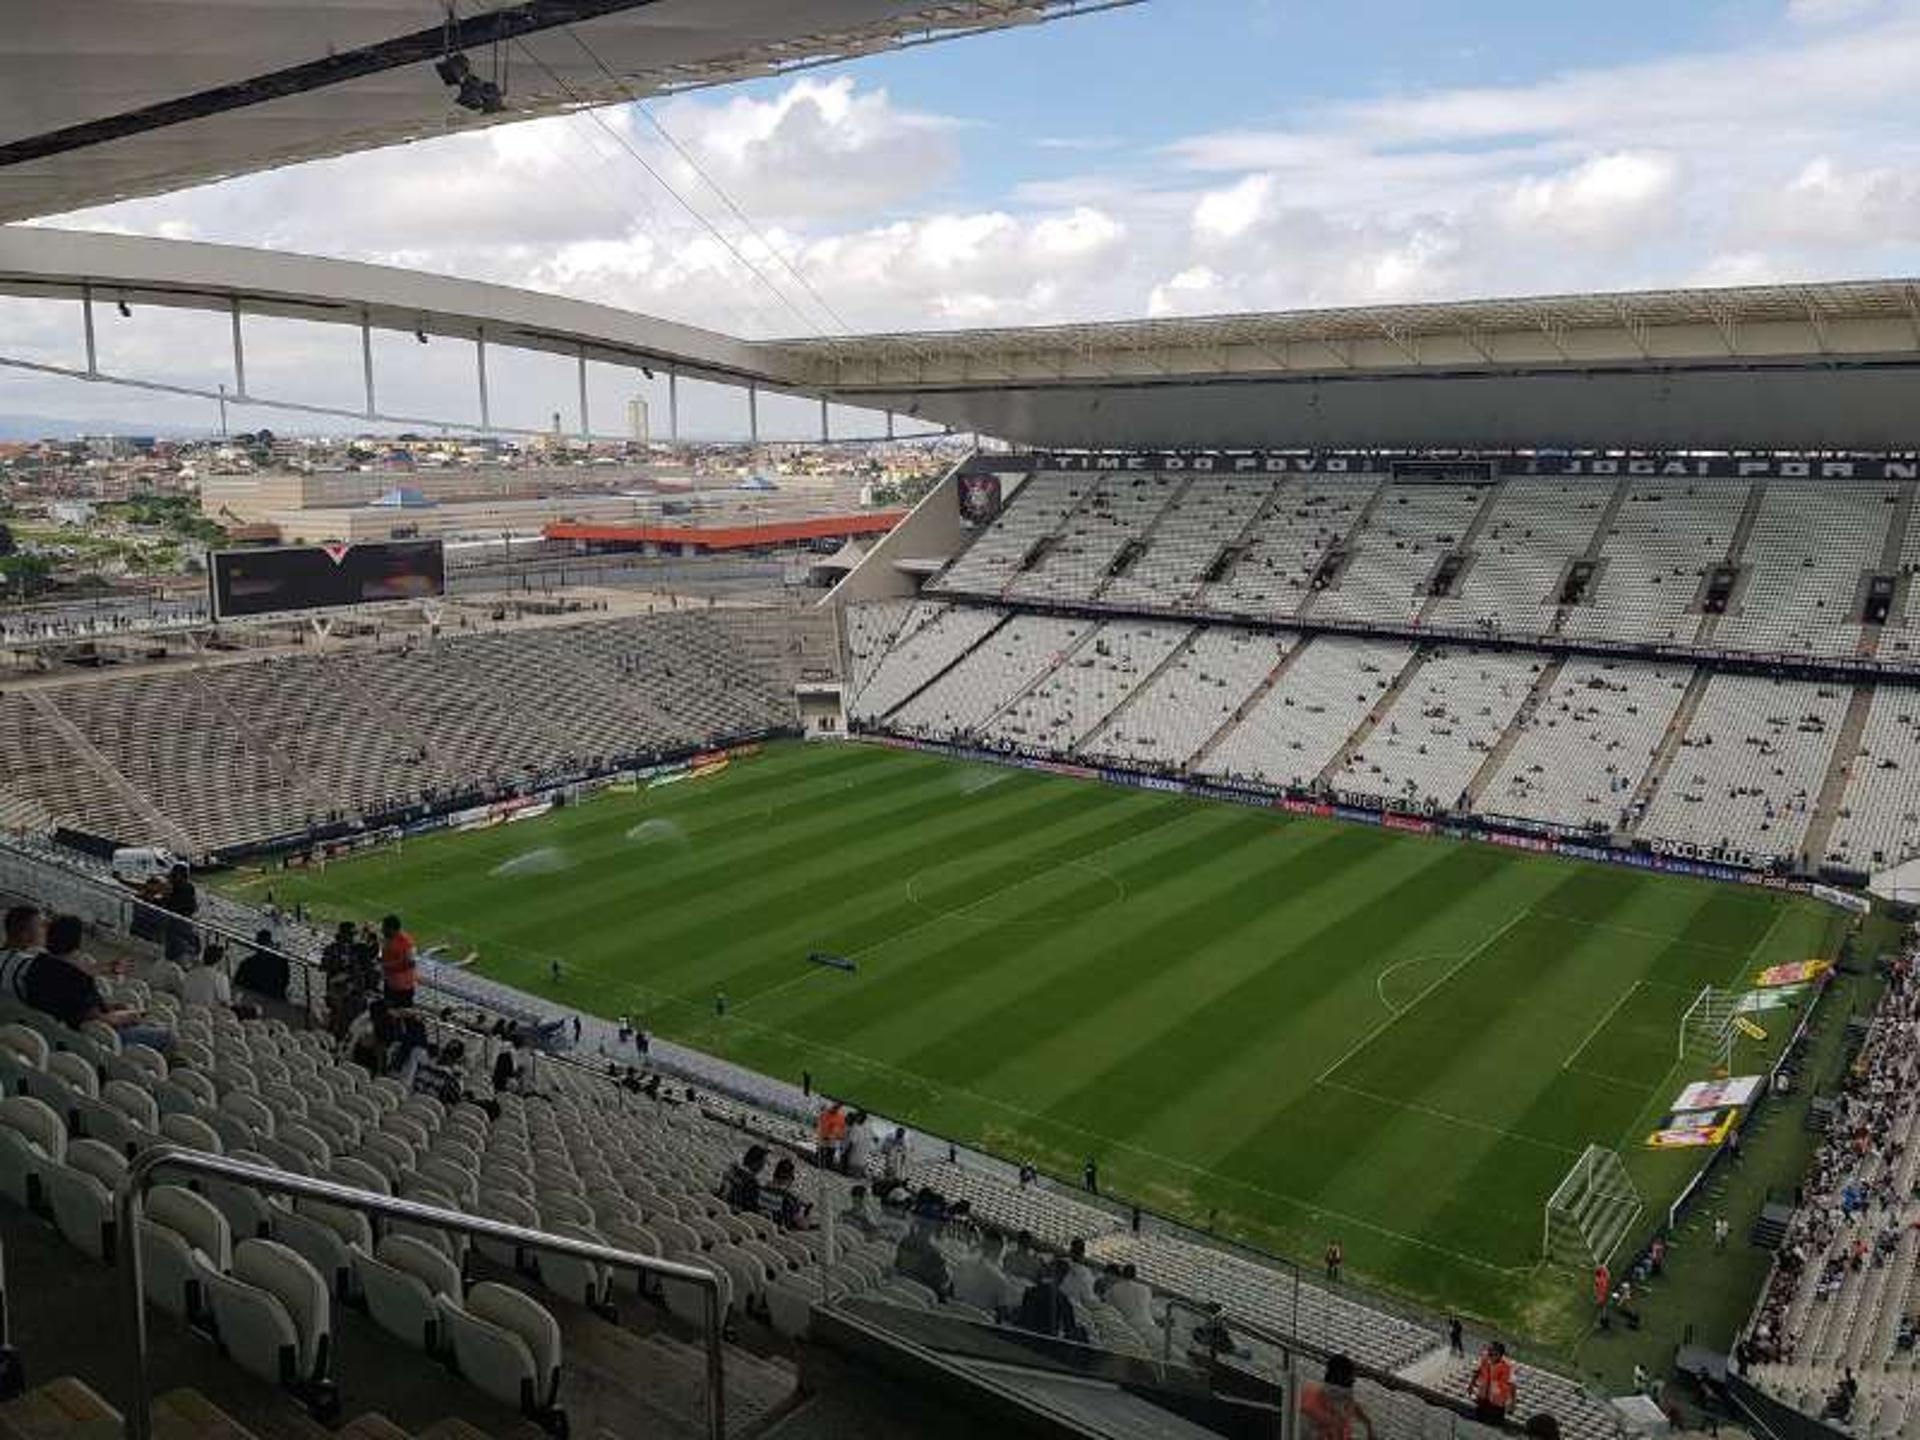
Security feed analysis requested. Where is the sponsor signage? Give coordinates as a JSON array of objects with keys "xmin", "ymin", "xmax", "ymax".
[
  {"xmin": 1017, "ymin": 451, "xmax": 1920, "ymax": 482},
  {"xmin": 853, "ymin": 736, "xmax": 1869, "ymax": 913},
  {"xmin": 1674, "ymin": 1076, "xmax": 1763, "ymax": 1111}
]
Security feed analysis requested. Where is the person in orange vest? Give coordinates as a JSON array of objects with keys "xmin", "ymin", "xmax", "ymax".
[
  {"xmin": 379, "ymin": 914, "xmax": 417, "ymax": 1009},
  {"xmin": 816, "ymin": 1099, "xmax": 849, "ymax": 1170},
  {"xmin": 1299, "ymin": 1353, "xmax": 1375, "ymax": 1440},
  {"xmin": 1469, "ymin": 1341, "xmax": 1516, "ymax": 1425},
  {"xmin": 1593, "ymin": 1262, "xmax": 1612, "ymax": 1329}
]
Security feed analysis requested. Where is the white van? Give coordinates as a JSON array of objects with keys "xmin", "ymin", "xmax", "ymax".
[{"xmin": 111, "ymin": 847, "xmax": 178, "ymax": 886}]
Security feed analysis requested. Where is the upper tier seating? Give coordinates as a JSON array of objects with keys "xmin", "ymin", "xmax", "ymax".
[
  {"xmin": 934, "ymin": 471, "xmax": 1099, "ymax": 595},
  {"xmin": 1551, "ymin": 481, "xmax": 1751, "ymax": 647},
  {"xmin": 1100, "ymin": 475, "xmax": 1277, "ymax": 611},
  {"xmin": 1423, "ymin": 478, "xmax": 1610, "ymax": 635},
  {"xmin": 1308, "ymin": 484, "xmax": 1490, "ymax": 627},
  {"xmin": 1007, "ymin": 472, "xmax": 1181, "ymax": 604},
  {"xmin": 1713, "ymin": 482, "xmax": 1901, "ymax": 659},
  {"xmin": 1198, "ymin": 476, "xmax": 1382, "ymax": 620}
]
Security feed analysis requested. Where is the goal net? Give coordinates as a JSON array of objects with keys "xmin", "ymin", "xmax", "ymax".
[
  {"xmin": 1543, "ymin": 1145, "xmax": 1644, "ymax": 1267},
  {"xmin": 1679, "ymin": 985, "xmax": 1740, "ymax": 1070}
]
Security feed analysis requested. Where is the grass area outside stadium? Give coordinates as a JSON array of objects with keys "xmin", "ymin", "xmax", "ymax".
[{"xmin": 218, "ymin": 739, "xmax": 1861, "ymax": 1358}]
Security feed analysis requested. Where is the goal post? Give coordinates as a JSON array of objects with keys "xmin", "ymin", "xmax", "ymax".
[
  {"xmin": 1543, "ymin": 1144, "xmax": 1644, "ymax": 1268},
  {"xmin": 1679, "ymin": 985, "xmax": 1739, "ymax": 1070}
]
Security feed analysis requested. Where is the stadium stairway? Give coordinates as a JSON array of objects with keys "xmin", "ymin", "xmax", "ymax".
[
  {"xmin": 1463, "ymin": 656, "xmax": 1567, "ymax": 807},
  {"xmin": 1620, "ymin": 668, "xmax": 1712, "ymax": 837},
  {"xmin": 1803, "ymin": 682, "xmax": 1877, "ymax": 866},
  {"xmin": 1413, "ymin": 482, "xmax": 1507, "ymax": 629},
  {"xmin": 1072, "ymin": 626, "xmax": 1203, "ymax": 757},
  {"xmin": 1185, "ymin": 637, "xmax": 1307, "ymax": 771},
  {"xmin": 1312, "ymin": 646, "xmax": 1428, "ymax": 788},
  {"xmin": 1546, "ymin": 477, "xmax": 1632, "ymax": 634},
  {"xmin": 1692, "ymin": 483, "xmax": 1769, "ymax": 648}
]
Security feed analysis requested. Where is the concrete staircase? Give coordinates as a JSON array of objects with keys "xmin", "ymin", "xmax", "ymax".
[
  {"xmin": 1802, "ymin": 681, "xmax": 1875, "ymax": 868},
  {"xmin": 1623, "ymin": 668, "xmax": 1712, "ymax": 839},
  {"xmin": 1313, "ymin": 646, "xmax": 1428, "ymax": 788},
  {"xmin": 1089, "ymin": 474, "xmax": 1194, "ymax": 602},
  {"xmin": 1295, "ymin": 473, "xmax": 1393, "ymax": 622},
  {"xmin": 1463, "ymin": 655, "xmax": 1566, "ymax": 807},
  {"xmin": 1694, "ymin": 482, "xmax": 1767, "ymax": 647},
  {"xmin": 1186, "ymin": 635, "xmax": 1312, "ymax": 771},
  {"xmin": 1549, "ymin": 476, "xmax": 1632, "ymax": 634},
  {"xmin": 1415, "ymin": 479, "xmax": 1507, "ymax": 627},
  {"xmin": 1861, "ymin": 482, "xmax": 1917, "ymax": 657}
]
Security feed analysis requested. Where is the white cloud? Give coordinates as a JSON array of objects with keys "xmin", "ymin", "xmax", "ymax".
[{"xmin": 1498, "ymin": 151, "xmax": 1682, "ymax": 246}]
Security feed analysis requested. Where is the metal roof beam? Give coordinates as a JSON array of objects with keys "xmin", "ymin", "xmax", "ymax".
[{"xmin": 0, "ymin": 1, "xmax": 672, "ymax": 172}]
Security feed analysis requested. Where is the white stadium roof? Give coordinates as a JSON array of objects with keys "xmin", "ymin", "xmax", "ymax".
[
  {"xmin": 0, "ymin": 0, "xmax": 1111, "ymax": 223},
  {"xmin": 4, "ymin": 225, "xmax": 1920, "ymax": 449}
]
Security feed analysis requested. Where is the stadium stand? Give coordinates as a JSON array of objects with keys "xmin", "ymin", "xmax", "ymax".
[
  {"xmin": 1196, "ymin": 635, "xmax": 1418, "ymax": 792},
  {"xmin": 1099, "ymin": 474, "xmax": 1275, "ymax": 610},
  {"xmin": 1422, "ymin": 477, "xmax": 1613, "ymax": 636},
  {"xmin": 0, "ymin": 610, "xmax": 794, "ymax": 858},
  {"xmin": 1307, "ymin": 483, "xmax": 1490, "ymax": 627},
  {"xmin": 1713, "ymin": 482, "xmax": 1902, "ymax": 659},
  {"xmin": 1479, "ymin": 659, "xmax": 1694, "ymax": 836},
  {"xmin": 981, "ymin": 619, "xmax": 1192, "ymax": 754},
  {"xmin": 1741, "ymin": 932, "xmax": 1920, "ymax": 1435},
  {"xmin": 1081, "ymin": 626, "xmax": 1297, "ymax": 771},
  {"xmin": 846, "ymin": 602, "xmax": 1005, "ymax": 723},
  {"xmin": 842, "ymin": 456, "xmax": 1920, "ymax": 877},
  {"xmin": 1330, "ymin": 648, "xmax": 1543, "ymax": 812},
  {"xmin": 1634, "ymin": 673, "xmax": 1850, "ymax": 867},
  {"xmin": 1006, "ymin": 471, "xmax": 1181, "ymax": 604},
  {"xmin": 1821, "ymin": 686, "xmax": 1920, "ymax": 872},
  {"xmin": 932, "ymin": 470, "xmax": 1100, "ymax": 596},
  {"xmin": 889, "ymin": 613, "xmax": 1094, "ymax": 740},
  {"xmin": 1551, "ymin": 481, "xmax": 1750, "ymax": 648},
  {"xmin": 1202, "ymin": 475, "xmax": 1382, "ymax": 620}
]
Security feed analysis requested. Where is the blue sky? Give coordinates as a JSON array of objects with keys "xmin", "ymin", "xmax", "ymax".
[{"xmin": 9, "ymin": 0, "xmax": 1920, "ymax": 430}]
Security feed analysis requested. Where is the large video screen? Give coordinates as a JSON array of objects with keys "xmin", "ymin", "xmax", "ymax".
[{"xmin": 209, "ymin": 540, "xmax": 445, "ymax": 620}]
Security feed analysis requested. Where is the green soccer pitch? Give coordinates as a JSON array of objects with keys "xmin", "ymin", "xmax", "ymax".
[{"xmin": 226, "ymin": 739, "xmax": 1847, "ymax": 1342}]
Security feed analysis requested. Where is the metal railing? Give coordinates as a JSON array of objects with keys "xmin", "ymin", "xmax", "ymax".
[{"xmin": 114, "ymin": 1146, "xmax": 728, "ymax": 1440}]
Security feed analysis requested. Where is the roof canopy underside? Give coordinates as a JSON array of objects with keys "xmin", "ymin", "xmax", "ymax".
[{"xmin": 0, "ymin": 0, "xmax": 1075, "ymax": 222}]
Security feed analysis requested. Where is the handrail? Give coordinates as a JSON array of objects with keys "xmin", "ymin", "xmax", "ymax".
[{"xmin": 114, "ymin": 1145, "xmax": 727, "ymax": 1440}]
